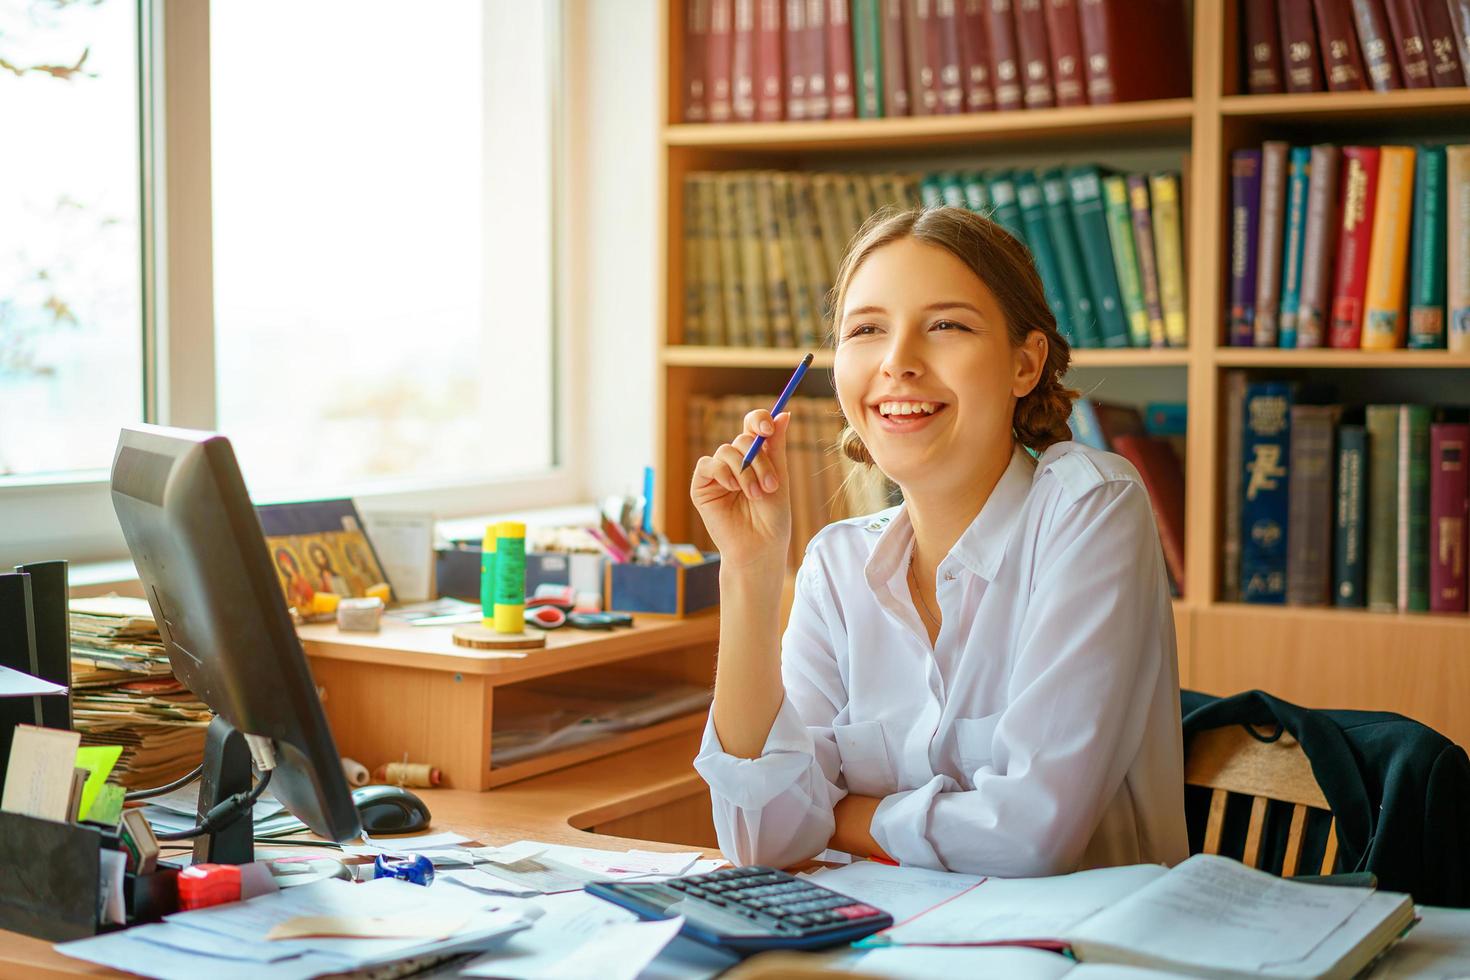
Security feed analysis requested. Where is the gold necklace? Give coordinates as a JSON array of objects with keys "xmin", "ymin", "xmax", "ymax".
[{"xmin": 908, "ymin": 558, "xmax": 941, "ymax": 629}]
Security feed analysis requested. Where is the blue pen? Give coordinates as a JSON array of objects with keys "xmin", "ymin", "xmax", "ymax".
[
  {"xmin": 641, "ymin": 465, "xmax": 654, "ymax": 535},
  {"xmin": 741, "ymin": 352, "xmax": 814, "ymax": 471}
]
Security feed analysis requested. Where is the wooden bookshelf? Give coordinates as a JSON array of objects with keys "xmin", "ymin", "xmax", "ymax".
[{"xmin": 655, "ymin": 1, "xmax": 1470, "ymax": 747}]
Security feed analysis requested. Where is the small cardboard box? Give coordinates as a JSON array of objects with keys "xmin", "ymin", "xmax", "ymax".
[
  {"xmin": 604, "ymin": 554, "xmax": 720, "ymax": 617},
  {"xmin": 435, "ymin": 547, "xmax": 604, "ymax": 601}
]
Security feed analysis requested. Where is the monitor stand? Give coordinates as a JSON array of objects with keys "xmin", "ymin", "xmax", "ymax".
[{"xmin": 192, "ymin": 716, "xmax": 256, "ymax": 865}]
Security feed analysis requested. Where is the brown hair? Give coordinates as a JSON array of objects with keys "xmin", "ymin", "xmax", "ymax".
[{"xmin": 830, "ymin": 206, "xmax": 1079, "ymax": 463}]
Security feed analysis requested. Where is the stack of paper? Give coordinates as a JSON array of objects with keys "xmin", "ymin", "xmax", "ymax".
[{"xmin": 68, "ymin": 596, "xmax": 211, "ymax": 788}]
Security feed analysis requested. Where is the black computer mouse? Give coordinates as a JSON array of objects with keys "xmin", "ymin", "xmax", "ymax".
[{"xmin": 352, "ymin": 784, "xmax": 432, "ymax": 835}]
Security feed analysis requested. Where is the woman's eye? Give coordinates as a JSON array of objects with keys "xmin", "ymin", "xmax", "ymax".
[
  {"xmin": 932, "ymin": 319, "xmax": 971, "ymax": 332},
  {"xmin": 846, "ymin": 324, "xmax": 879, "ymax": 338}
]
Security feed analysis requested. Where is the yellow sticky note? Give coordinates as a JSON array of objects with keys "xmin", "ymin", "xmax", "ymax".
[{"xmin": 75, "ymin": 745, "xmax": 123, "ymax": 822}]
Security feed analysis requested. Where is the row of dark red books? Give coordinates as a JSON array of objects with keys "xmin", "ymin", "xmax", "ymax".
[
  {"xmin": 1243, "ymin": 0, "xmax": 1470, "ymax": 93},
  {"xmin": 681, "ymin": 0, "xmax": 1191, "ymax": 124}
]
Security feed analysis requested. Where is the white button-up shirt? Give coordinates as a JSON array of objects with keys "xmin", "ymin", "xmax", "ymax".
[{"xmin": 694, "ymin": 440, "xmax": 1189, "ymax": 877}]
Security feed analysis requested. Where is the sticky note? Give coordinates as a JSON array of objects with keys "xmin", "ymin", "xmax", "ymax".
[{"xmin": 75, "ymin": 745, "xmax": 123, "ymax": 821}]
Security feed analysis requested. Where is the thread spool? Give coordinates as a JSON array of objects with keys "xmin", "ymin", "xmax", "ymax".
[
  {"xmin": 480, "ymin": 524, "xmax": 497, "ymax": 628},
  {"xmin": 373, "ymin": 761, "xmax": 442, "ymax": 788},
  {"xmin": 340, "ymin": 757, "xmax": 369, "ymax": 787},
  {"xmin": 493, "ymin": 520, "xmax": 526, "ymax": 634}
]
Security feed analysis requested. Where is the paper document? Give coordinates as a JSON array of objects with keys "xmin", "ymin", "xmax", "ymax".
[
  {"xmin": 360, "ymin": 511, "xmax": 435, "ymax": 602},
  {"xmin": 1366, "ymin": 905, "xmax": 1470, "ymax": 978},
  {"xmin": 98, "ymin": 849, "xmax": 128, "ymax": 925},
  {"xmin": 855, "ymin": 945, "xmax": 1076, "ymax": 979},
  {"xmin": 543, "ymin": 917, "xmax": 685, "ymax": 980},
  {"xmin": 267, "ymin": 911, "xmax": 467, "ymax": 941},
  {"xmin": 809, "ymin": 861, "xmax": 983, "ymax": 923},
  {"xmin": 360, "ymin": 830, "xmax": 471, "ymax": 850},
  {"xmin": 55, "ymin": 933, "xmax": 344, "ymax": 980},
  {"xmin": 477, "ymin": 853, "xmax": 607, "ymax": 894},
  {"xmin": 128, "ymin": 921, "xmax": 301, "ymax": 962},
  {"xmin": 0, "ymin": 723, "xmax": 82, "ymax": 820},
  {"xmin": 574, "ymin": 850, "xmax": 701, "ymax": 878},
  {"xmin": 461, "ymin": 891, "xmax": 641, "ymax": 978},
  {"xmin": 0, "ymin": 664, "xmax": 66, "ymax": 698}
]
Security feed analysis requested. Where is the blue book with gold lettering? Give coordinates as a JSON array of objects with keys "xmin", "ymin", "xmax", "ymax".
[{"xmin": 1241, "ymin": 381, "xmax": 1296, "ymax": 603}]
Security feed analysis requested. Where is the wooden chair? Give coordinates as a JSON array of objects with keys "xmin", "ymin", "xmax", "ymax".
[{"xmin": 1185, "ymin": 724, "xmax": 1339, "ymax": 877}]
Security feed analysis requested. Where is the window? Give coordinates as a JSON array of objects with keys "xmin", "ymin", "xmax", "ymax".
[{"xmin": 0, "ymin": 0, "xmax": 143, "ymax": 480}]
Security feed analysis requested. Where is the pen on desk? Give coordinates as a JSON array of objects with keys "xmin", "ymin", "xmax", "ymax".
[
  {"xmin": 740, "ymin": 351, "xmax": 814, "ymax": 471},
  {"xmin": 641, "ymin": 465, "xmax": 654, "ymax": 535}
]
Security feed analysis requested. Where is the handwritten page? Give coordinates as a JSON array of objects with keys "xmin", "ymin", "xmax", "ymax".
[
  {"xmin": 1067, "ymin": 853, "xmax": 1373, "ymax": 971},
  {"xmin": 880, "ymin": 863, "xmax": 1166, "ymax": 946},
  {"xmin": 0, "ymin": 724, "xmax": 81, "ymax": 820},
  {"xmin": 808, "ymin": 861, "xmax": 983, "ymax": 923}
]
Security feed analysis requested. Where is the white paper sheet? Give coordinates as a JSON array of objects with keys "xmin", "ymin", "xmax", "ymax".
[
  {"xmin": 361, "ymin": 830, "xmax": 470, "ymax": 850},
  {"xmin": 360, "ymin": 511, "xmax": 435, "ymax": 602},
  {"xmin": 126, "ymin": 922, "xmax": 302, "ymax": 962},
  {"xmin": 854, "ymin": 945, "xmax": 1078, "ymax": 979},
  {"xmin": 97, "ymin": 849, "xmax": 128, "ymax": 926},
  {"xmin": 572, "ymin": 850, "xmax": 701, "ymax": 877},
  {"xmin": 460, "ymin": 890, "xmax": 640, "ymax": 978},
  {"xmin": 543, "ymin": 916, "xmax": 685, "ymax": 980},
  {"xmin": 55, "ymin": 932, "xmax": 344, "ymax": 980},
  {"xmin": 808, "ymin": 861, "xmax": 984, "ymax": 924},
  {"xmin": 0, "ymin": 664, "xmax": 66, "ymax": 698},
  {"xmin": 0, "ymin": 724, "xmax": 80, "ymax": 821}
]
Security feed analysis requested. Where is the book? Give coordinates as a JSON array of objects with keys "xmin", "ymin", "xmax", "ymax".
[
  {"xmin": 684, "ymin": 179, "xmax": 705, "ymax": 344},
  {"xmin": 1398, "ymin": 404, "xmax": 1432, "ymax": 611},
  {"xmin": 1015, "ymin": 0, "xmax": 1055, "ymax": 108},
  {"xmin": 1417, "ymin": 0, "xmax": 1466, "ymax": 86},
  {"xmin": 1449, "ymin": 145, "xmax": 1470, "ymax": 353},
  {"xmin": 1149, "ymin": 172, "xmax": 1188, "ymax": 347},
  {"xmin": 735, "ymin": 174, "xmax": 772, "ymax": 346},
  {"xmin": 1242, "ymin": 381, "xmax": 1295, "ymax": 604},
  {"xmin": 1228, "ymin": 149, "xmax": 1264, "ymax": 347},
  {"xmin": 685, "ymin": 0, "xmax": 710, "ymax": 121},
  {"xmin": 827, "ymin": 0, "xmax": 857, "ymax": 118},
  {"xmin": 732, "ymin": 0, "xmax": 758, "ymax": 120},
  {"xmin": 1366, "ymin": 404, "xmax": 1402, "ymax": 611},
  {"xmin": 961, "ymin": 170, "xmax": 991, "ymax": 212},
  {"xmin": 1044, "ymin": 0, "xmax": 1086, "ymax": 106},
  {"xmin": 853, "ymin": 0, "xmax": 884, "ymax": 116},
  {"xmin": 957, "ymin": 0, "xmax": 995, "ymax": 111},
  {"xmin": 1075, "ymin": 0, "xmax": 1190, "ymax": 103},
  {"xmin": 939, "ymin": 169, "xmax": 967, "ymax": 208},
  {"xmin": 1040, "ymin": 168, "xmax": 1101, "ymax": 347},
  {"xmin": 985, "ymin": 171, "xmax": 1028, "ymax": 247},
  {"xmin": 1287, "ymin": 405, "xmax": 1342, "ymax": 606},
  {"xmin": 1015, "ymin": 171, "xmax": 1074, "ymax": 343},
  {"xmin": 1222, "ymin": 370, "xmax": 1248, "ymax": 603},
  {"xmin": 1448, "ymin": 0, "xmax": 1470, "ymax": 82},
  {"xmin": 1334, "ymin": 423, "xmax": 1369, "ymax": 607},
  {"xmin": 1244, "ymin": 0, "xmax": 1285, "ymax": 92},
  {"xmin": 794, "ymin": 176, "xmax": 833, "ymax": 342},
  {"xmin": 1102, "ymin": 175, "xmax": 1150, "ymax": 348},
  {"xmin": 759, "ymin": 174, "xmax": 798, "ymax": 349},
  {"xmin": 933, "ymin": 0, "xmax": 966, "ymax": 112},
  {"xmin": 869, "ymin": 854, "xmax": 1415, "ymax": 980},
  {"xmin": 714, "ymin": 174, "xmax": 749, "ymax": 345},
  {"xmin": 694, "ymin": 176, "xmax": 727, "ymax": 345},
  {"xmin": 1350, "ymin": 0, "xmax": 1404, "ymax": 89},
  {"xmin": 1406, "ymin": 144, "xmax": 1447, "ymax": 349},
  {"xmin": 1384, "ymin": 0, "xmax": 1435, "ymax": 86},
  {"xmin": 1361, "ymin": 145, "xmax": 1417, "ymax": 350},
  {"xmin": 805, "ymin": 0, "xmax": 831, "ymax": 118},
  {"xmin": 1127, "ymin": 175, "xmax": 1168, "ymax": 347},
  {"xmin": 783, "ymin": 0, "xmax": 809, "ymax": 118},
  {"xmin": 1254, "ymin": 141, "xmax": 1290, "ymax": 347},
  {"xmin": 1066, "ymin": 165, "xmax": 1131, "ymax": 348},
  {"xmin": 756, "ymin": 0, "xmax": 786, "ymax": 120},
  {"xmin": 1279, "ymin": 0, "xmax": 1326, "ymax": 91},
  {"xmin": 1314, "ymin": 0, "xmax": 1370, "ymax": 89},
  {"xmin": 1296, "ymin": 144, "xmax": 1343, "ymax": 348},
  {"xmin": 1278, "ymin": 146, "xmax": 1313, "ymax": 348},
  {"xmin": 709, "ymin": 0, "xmax": 736, "ymax": 121},
  {"xmin": 882, "ymin": 0, "xmax": 911, "ymax": 115},
  {"xmin": 1111, "ymin": 434, "xmax": 1186, "ymax": 595},
  {"xmin": 902, "ymin": 0, "xmax": 937, "ymax": 114},
  {"xmin": 1430, "ymin": 422, "xmax": 1469, "ymax": 612},
  {"xmin": 1328, "ymin": 145, "xmax": 1382, "ymax": 348},
  {"xmin": 1067, "ymin": 398, "xmax": 1108, "ymax": 450},
  {"xmin": 986, "ymin": 0, "xmax": 1024, "ymax": 110}
]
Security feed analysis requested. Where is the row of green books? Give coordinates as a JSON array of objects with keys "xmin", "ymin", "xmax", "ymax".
[{"xmin": 681, "ymin": 166, "xmax": 1190, "ymax": 352}]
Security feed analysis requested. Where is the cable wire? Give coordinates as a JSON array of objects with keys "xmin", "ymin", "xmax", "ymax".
[
  {"xmin": 154, "ymin": 768, "xmax": 274, "ymax": 842},
  {"xmin": 124, "ymin": 764, "xmax": 204, "ymax": 802}
]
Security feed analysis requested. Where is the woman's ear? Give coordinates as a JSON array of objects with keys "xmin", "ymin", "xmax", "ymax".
[{"xmin": 1012, "ymin": 329, "xmax": 1048, "ymax": 399}]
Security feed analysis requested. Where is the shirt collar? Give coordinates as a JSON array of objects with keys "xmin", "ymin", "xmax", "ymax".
[{"xmin": 864, "ymin": 443, "xmax": 1037, "ymax": 593}]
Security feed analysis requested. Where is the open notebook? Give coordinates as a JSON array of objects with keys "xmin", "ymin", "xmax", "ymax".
[{"xmin": 836, "ymin": 853, "xmax": 1414, "ymax": 980}]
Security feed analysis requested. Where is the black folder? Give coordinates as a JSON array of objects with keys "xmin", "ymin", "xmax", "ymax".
[
  {"xmin": 0, "ymin": 572, "xmax": 44, "ymax": 775},
  {"xmin": 15, "ymin": 561, "xmax": 72, "ymax": 730}
]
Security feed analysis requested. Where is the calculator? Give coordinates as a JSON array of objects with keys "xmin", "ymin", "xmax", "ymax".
[{"xmin": 584, "ymin": 865, "xmax": 893, "ymax": 955}]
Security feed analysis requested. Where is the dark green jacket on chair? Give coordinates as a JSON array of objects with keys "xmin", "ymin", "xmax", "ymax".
[{"xmin": 1181, "ymin": 689, "xmax": 1470, "ymax": 908}]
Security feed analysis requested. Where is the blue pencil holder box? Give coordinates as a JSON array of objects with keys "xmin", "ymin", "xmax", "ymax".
[{"xmin": 604, "ymin": 554, "xmax": 720, "ymax": 616}]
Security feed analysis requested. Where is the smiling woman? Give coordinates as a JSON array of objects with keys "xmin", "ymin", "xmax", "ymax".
[{"xmin": 690, "ymin": 206, "xmax": 1188, "ymax": 878}]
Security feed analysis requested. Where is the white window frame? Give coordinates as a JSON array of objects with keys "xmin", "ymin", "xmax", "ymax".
[{"xmin": 0, "ymin": 0, "xmax": 578, "ymax": 568}]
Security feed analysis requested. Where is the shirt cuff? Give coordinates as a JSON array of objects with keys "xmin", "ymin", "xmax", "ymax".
[
  {"xmin": 693, "ymin": 696, "xmax": 819, "ymax": 812},
  {"xmin": 870, "ymin": 774, "xmax": 956, "ymax": 870}
]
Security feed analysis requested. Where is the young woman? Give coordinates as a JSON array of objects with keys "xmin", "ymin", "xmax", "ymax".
[{"xmin": 689, "ymin": 207, "xmax": 1188, "ymax": 877}]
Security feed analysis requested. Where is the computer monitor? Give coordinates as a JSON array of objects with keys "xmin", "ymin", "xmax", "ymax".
[{"xmin": 110, "ymin": 424, "xmax": 361, "ymax": 857}]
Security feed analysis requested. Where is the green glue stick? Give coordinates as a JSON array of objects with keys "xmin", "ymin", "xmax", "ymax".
[
  {"xmin": 493, "ymin": 520, "xmax": 526, "ymax": 634},
  {"xmin": 480, "ymin": 524, "xmax": 498, "ymax": 628}
]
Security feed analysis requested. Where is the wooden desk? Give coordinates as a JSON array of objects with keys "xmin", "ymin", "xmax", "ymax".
[{"xmin": 0, "ymin": 729, "xmax": 722, "ymax": 979}]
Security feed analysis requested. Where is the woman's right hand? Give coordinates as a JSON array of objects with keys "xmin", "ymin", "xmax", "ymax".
[{"xmin": 690, "ymin": 409, "xmax": 792, "ymax": 572}]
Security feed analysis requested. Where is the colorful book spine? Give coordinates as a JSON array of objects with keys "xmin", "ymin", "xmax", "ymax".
[
  {"xmin": 1384, "ymin": 0, "xmax": 1434, "ymax": 86},
  {"xmin": 1229, "ymin": 149, "xmax": 1263, "ymax": 347},
  {"xmin": 1365, "ymin": 404, "xmax": 1401, "ymax": 611},
  {"xmin": 903, "ymin": 0, "xmax": 937, "ymax": 114},
  {"xmin": 985, "ymin": 171, "xmax": 1028, "ymax": 248},
  {"xmin": 1242, "ymin": 381, "xmax": 1295, "ymax": 604},
  {"xmin": 853, "ymin": 0, "xmax": 884, "ymax": 117},
  {"xmin": 1351, "ymin": 0, "xmax": 1405, "ymax": 89},
  {"xmin": 1417, "ymin": 0, "xmax": 1466, "ymax": 86},
  {"xmin": 987, "ymin": 0, "xmax": 1025, "ymax": 110},
  {"xmin": 1041, "ymin": 168, "xmax": 1100, "ymax": 347},
  {"xmin": 805, "ymin": 0, "xmax": 831, "ymax": 119},
  {"xmin": 1222, "ymin": 370, "xmax": 1248, "ymax": 603},
  {"xmin": 1430, "ymin": 422, "xmax": 1469, "ymax": 612},
  {"xmin": 827, "ymin": 0, "xmax": 857, "ymax": 118},
  {"xmin": 1287, "ymin": 405, "xmax": 1342, "ymax": 606},
  {"xmin": 1407, "ymin": 145, "xmax": 1447, "ymax": 349},
  {"xmin": 709, "ymin": 0, "xmax": 736, "ymax": 121},
  {"xmin": 1278, "ymin": 147, "xmax": 1312, "ymax": 349},
  {"xmin": 1127, "ymin": 175, "xmax": 1168, "ymax": 348},
  {"xmin": 756, "ymin": 0, "xmax": 786, "ymax": 120},
  {"xmin": 1361, "ymin": 145, "xmax": 1418, "ymax": 350},
  {"xmin": 962, "ymin": 170, "xmax": 991, "ymax": 212},
  {"xmin": 1328, "ymin": 146, "xmax": 1382, "ymax": 348},
  {"xmin": 772, "ymin": 174, "xmax": 814, "ymax": 348},
  {"xmin": 1044, "ymin": 0, "xmax": 1086, "ymax": 106},
  {"xmin": 939, "ymin": 170, "xmax": 967, "ymax": 208},
  {"xmin": 1067, "ymin": 166, "xmax": 1130, "ymax": 348},
  {"xmin": 1314, "ymin": 0, "xmax": 1370, "ymax": 89},
  {"xmin": 696, "ymin": 176, "xmax": 727, "ymax": 345},
  {"xmin": 686, "ymin": 0, "xmax": 710, "ymax": 121},
  {"xmin": 882, "ymin": 0, "xmax": 911, "ymax": 115},
  {"xmin": 736, "ymin": 175, "xmax": 772, "ymax": 346},
  {"xmin": 794, "ymin": 177, "xmax": 833, "ymax": 337},
  {"xmin": 1015, "ymin": 171, "xmax": 1073, "ymax": 343},
  {"xmin": 755, "ymin": 175, "xmax": 795, "ymax": 348},
  {"xmin": 1278, "ymin": 0, "xmax": 1325, "ymax": 91},
  {"xmin": 1245, "ymin": 0, "xmax": 1285, "ymax": 92},
  {"xmin": 1449, "ymin": 145, "xmax": 1470, "ymax": 353},
  {"xmin": 1296, "ymin": 144, "xmax": 1343, "ymax": 348},
  {"xmin": 1334, "ymin": 424, "xmax": 1369, "ymax": 607},
  {"xmin": 715, "ymin": 174, "xmax": 748, "ymax": 345},
  {"xmin": 936, "ymin": 0, "xmax": 969, "ymax": 113},
  {"xmin": 1015, "ymin": 0, "xmax": 1056, "ymax": 108},
  {"xmin": 1451, "ymin": 2, "xmax": 1470, "ymax": 83},
  {"xmin": 1254, "ymin": 142, "xmax": 1290, "ymax": 347},
  {"xmin": 1149, "ymin": 173, "xmax": 1188, "ymax": 348},
  {"xmin": 919, "ymin": 172, "xmax": 945, "ymax": 208},
  {"xmin": 784, "ymin": 0, "xmax": 809, "ymax": 119},
  {"xmin": 685, "ymin": 179, "xmax": 706, "ymax": 344},
  {"xmin": 958, "ymin": 0, "xmax": 995, "ymax": 111},
  {"xmin": 1398, "ymin": 404, "xmax": 1432, "ymax": 611},
  {"xmin": 1102, "ymin": 175, "xmax": 1150, "ymax": 349},
  {"xmin": 1067, "ymin": 398, "xmax": 1108, "ymax": 450},
  {"xmin": 732, "ymin": 0, "xmax": 758, "ymax": 120}
]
